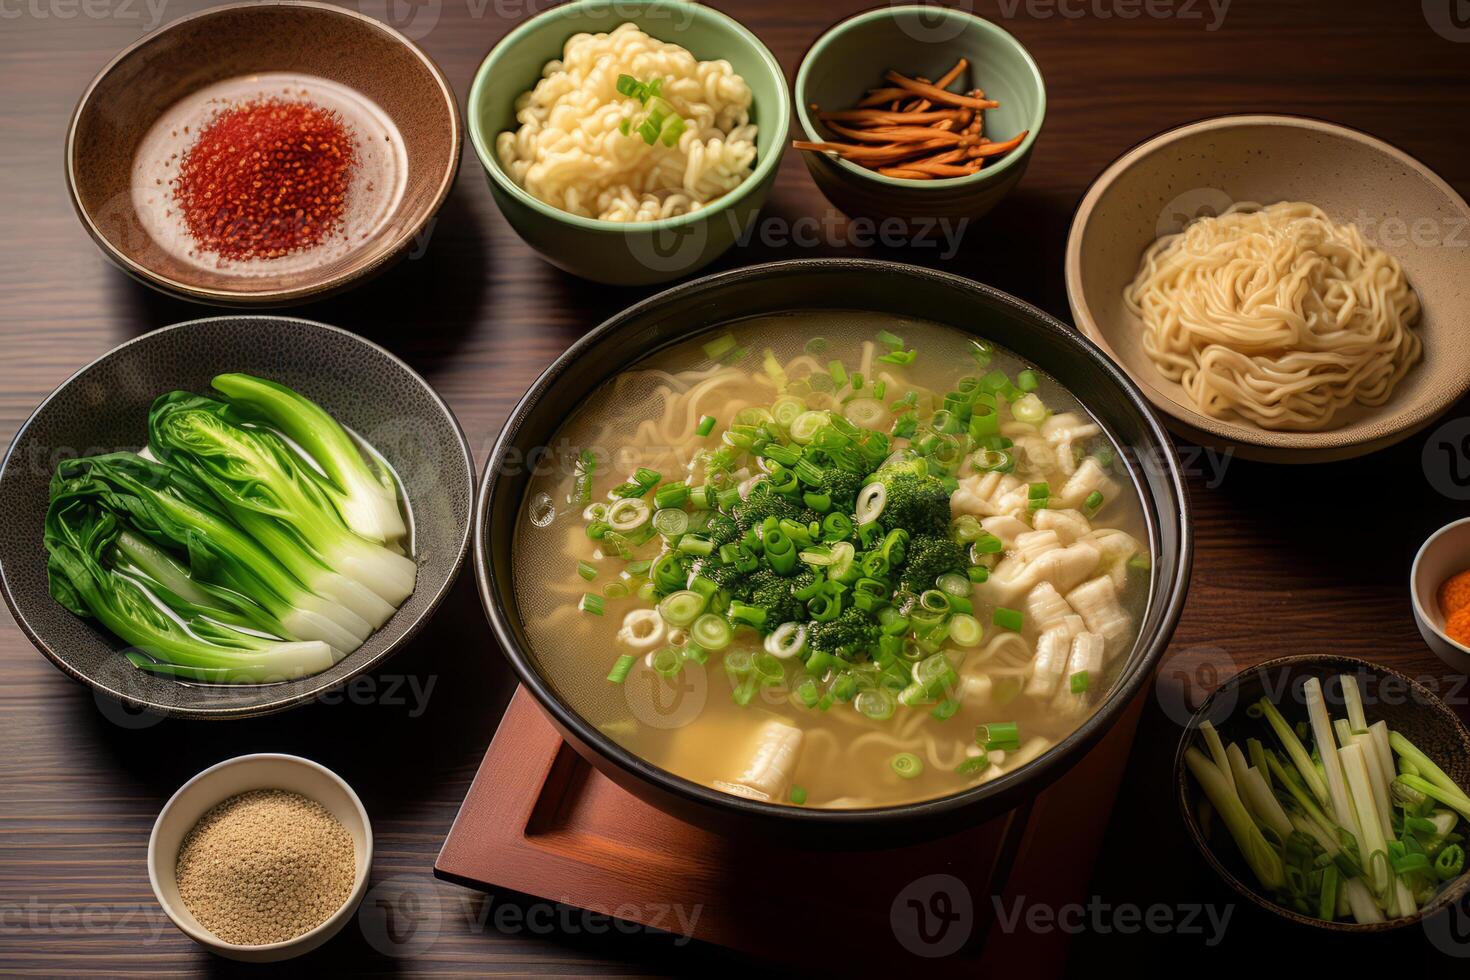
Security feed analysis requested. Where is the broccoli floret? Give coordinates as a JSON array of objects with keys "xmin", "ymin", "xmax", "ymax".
[
  {"xmin": 743, "ymin": 568, "xmax": 806, "ymax": 627},
  {"xmin": 877, "ymin": 472, "xmax": 952, "ymax": 538},
  {"xmin": 898, "ymin": 534, "xmax": 968, "ymax": 593},
  {"xmin": 704, "ymin": 513, "xmax": 740, "ymax": 547},
  {"xmin": 808, "ymin": 608, "xmax": 880, "ymax": 661},
  {"xmin": 730, "ymin": 483, "xmax": 818, "ymax": 535},
  {"xmin": 691, "ymin": 557, "xmax": 745, "ymax": 591},
  {"xmin": 813, "ymin": 468, "xmax": 864, "ymax": 510}
]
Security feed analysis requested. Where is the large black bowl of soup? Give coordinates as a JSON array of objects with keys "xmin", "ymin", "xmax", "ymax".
[{"xmin": 475, "ymin": 259, "xmax": 1191, "ymax": 845}]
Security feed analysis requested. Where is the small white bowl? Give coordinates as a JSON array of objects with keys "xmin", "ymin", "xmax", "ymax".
[
  {"xmin": 147, "ymin": 753, "xmax": 373, "ymax": 962},
  {"xmin": 1412, "ymin": 518, "xmax": 1470, "ymax": 671}
]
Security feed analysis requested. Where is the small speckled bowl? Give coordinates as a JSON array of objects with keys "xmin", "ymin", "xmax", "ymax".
[
  {"xmin": 1176, "ymin": 655, "xmax": 1470, "ymax": 932},
  {"xmin": 793, "ymin": 5, "xmax": 1044, "ymax": 221},
  {"xmin": 66, "ymin": 0, "xmax": 461, "ymax": 307},
  {"xmin": 1412, "ymin": 518, "xmax": 1470, "ymax": 670},
  {"xmin": 467, "ymin": 0, "xmax": 789, "ymax": 285},
  {"xmin": 1066, "ymin": 115, "xmax": 1470, "ymax": 462},
  {"xmin": 0, "ymin": 317, "xmax": 474, "ymax": 719},
  {"xmin": 148, "ymin": 754, "xmax": 372, "ymax": 961}
]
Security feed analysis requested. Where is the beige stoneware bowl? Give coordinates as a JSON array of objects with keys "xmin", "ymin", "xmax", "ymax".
[
  {"xmin": 1065, "ymin": 115, "xmax": 1470, "ymax": 462},
  {"xmin": 147, "ymin": 754, "xmax": 373, "ymax": 962},
  {"xmin": 66, "ymin": 0, "xmax": 460, "ymax": 306}
]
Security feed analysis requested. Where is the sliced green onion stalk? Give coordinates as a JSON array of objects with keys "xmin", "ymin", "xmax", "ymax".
[
  {"xmin": 1259, "ymin": 696, "xmax": 1330, "ymax": 807},
  {"xmin": 891, "ymin": 752, "xmax": 923, "ymax": 778},
  {"xmin": 764, "ymin": 622, "xmax": 808, "ymax": 660},
  {"xmin": 1184, "ymin": 747, "xmax": 1285, "ymax": 891},
  {"xmin": 607, "ymin": 653, "xmax": 634, "ymax": 684},
  {"xmin": 690, "ymin": 613, "xmax": 732, "ymax": 650}
]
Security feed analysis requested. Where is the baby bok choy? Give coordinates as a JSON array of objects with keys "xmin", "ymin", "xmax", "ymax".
[
  {"xmin": 211, "ymin": 373, "xmax": 407, "ymax": 545},
  {"xmin": 41, "ymin": 374, "xmax": 415, "ymax": 684},
  {"xmin": 148, "ymin": 392, "xmax": 416, "ymax": 608},
  {"xmin": 46, "ymin": 465, "xmax": 341, "ymax": 683}
]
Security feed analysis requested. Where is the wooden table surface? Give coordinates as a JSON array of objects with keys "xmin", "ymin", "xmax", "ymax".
[{"xmin": 3, "ymin": 0, "xmax": 1469, "ymax": 973}]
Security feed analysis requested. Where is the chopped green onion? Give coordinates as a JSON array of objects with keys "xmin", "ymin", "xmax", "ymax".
[
  {"xmin": 891, "ymin": 752, "xmax": 923, "ymax": 778},
  {"xmin": 703, "ymin": 333, "xmax": 737, "ymax": 361},
  {"xmin": 993, "ymin": 607, "xmax": 1024, "ymax": 631},
  {"xmin": 676, "ymin": 534, "xmax": 714, "ymax": 556},
  {"xmin": 856, "ymin": 689, "xmax": 896, "ymax": 721},
  {"xmin": 576, "ymin": 560, "xmax": 597, "ymax": 581},
  {"xmin": 652, "ymin": 508, "xmax": 690, "ymax": 538},
  {"xmin": 931, "ymin": 698, "xmax": 960, "ymax": 721},
  {"xmin": 828, "ymin": 360, "xmax": 848, "ymax": 387},
  {"xmin": 855, "ymin": 482, "xmax": 887, "ymax": 525},
  {"xmin": 967, "ymin": 565, "xmax": 989, "ymax": 583},
  {"xmin": 1084, "ymin": 490, "xmax": 1104, "ymax": 514},
  {"xmin": 876, "ymin": 329, "xmax": 905, "ymax": 351},
  {"xmin": 653, "ymin": 482, "xmax": 689, "ymax": 509},
  {"xmin": 978, "ymin": 721, "xmax": 1020, "ymax": 751},
  {"xmin": 971, "ymin": 533, "xmax": 1003, "ymax": 555},
  {"xmin": 1016, "ymin": 369, "xmax": 1039, "ymax": 392},
  {"xmin": 691, "ymin": 613, "xmax": 732, "ymax": 650},
  {"xmin": 696, "ymin": 415, "xmax": 716, "ymax": 437},
  {"xmin": 956, "ymin": 756, "xmax": 990, "ymax": 776},
  {"xmin": 607, "ymin": 653, "xmax": 634, "ymax": 683},
  {"xmin": 658, "ymin": 590, "xmax": 706, "ymax": 626},
  {"xmin": 1011, "ymin": 392, "xmax": 1048, "ymax": 424},
  {"xmin": 580, "ymin": 594, "xmax": 605, "ymax": 616},
  {"xmin": 949, "ymin": 614, "xmax": 982, "ymax": 647},
  {"xmin": 877, "ymin": 349, "xmax": 917, "ymax": 366},
  {"xmin": 1070, "ymin": 670, "xmax": 1090, "ymax": 694},
  {"xmin": 651, "ymin": 646, "xmax": 683, "ymax": 677},
  {"xmin": 789, "ymin": 786, "xmax": 808, "ymax": 805}
]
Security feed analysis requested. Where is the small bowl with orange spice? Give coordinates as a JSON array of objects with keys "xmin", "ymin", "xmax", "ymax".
[
  {"xmin": 1412, "ymin": 518, "xmax": 1470, "ymax": 669},
  {"xmin": 792, "ymin": 5, "xmax": 1044, "ymax": 221},
  {"xmin": 66, "ymin": 1, "xmax": 460, "ymax": 306}
]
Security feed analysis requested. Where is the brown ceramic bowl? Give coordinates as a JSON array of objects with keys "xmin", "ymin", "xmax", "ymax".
[
  {"xmin": 1175, "ymin": 655, "xmax": 1470, "ymax": 931},
  {"xmin": 66, "ymin": 1, "xmax": 461, "ymax": 307},
  {"xmin": 1066, "ymin": 115, "xmax": 1470, "ymax": 462}
]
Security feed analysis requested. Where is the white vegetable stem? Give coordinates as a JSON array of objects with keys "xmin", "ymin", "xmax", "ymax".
[
  {"xmin": 1339, "ymin": 742, "xmax": 1390, "ymax": 896},
  {"xmin": 1341, "ymin": 674, "xmax": 1369, "ymax": 734},
  {"xmin": 1184, "ymin": 747, "xmax": 1284, "ymax": 890},
  {"xmin": 1200, "ymin": 720, "xmax": 1235, "ymax": 797},
  {"xmin": 1304, "ymin": 677, "xmax": 1368, "ymax": 864}
]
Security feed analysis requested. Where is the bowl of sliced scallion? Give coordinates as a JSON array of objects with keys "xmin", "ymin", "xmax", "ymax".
[
  {"xmin": 1177, "ymin": 655, "xmax": 1470, "ymax": 931},
  {"xmin": 0, "ymin": 316, "xmax": 474, "ymax": 718}
]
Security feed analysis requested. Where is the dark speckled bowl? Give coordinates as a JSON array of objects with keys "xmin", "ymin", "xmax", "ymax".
[
  {"xmin": 0, "ymin": 317, "xmax": 474, "ymax": 718},
  {"xmin": 1176, "ymin": 655, "xmax": 1470, "ymax": 931}
]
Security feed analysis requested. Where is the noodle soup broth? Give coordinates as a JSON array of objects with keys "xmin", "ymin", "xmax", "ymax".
[{"xmin": 513, "ymin": 312, "xmax": 1152, "ymax": 808}]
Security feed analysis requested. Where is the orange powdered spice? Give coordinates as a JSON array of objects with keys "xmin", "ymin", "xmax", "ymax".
[
  {"xmin": 1446, "ymin": 607, "xmax": 1470, "ymax": 647},
  {"xmin": 1440, "ymin": 569, "xmax": 1470, "ymax": 618}
]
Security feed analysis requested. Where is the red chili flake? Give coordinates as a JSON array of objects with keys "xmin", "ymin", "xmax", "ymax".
[{"xmin": 172, "ymin": 98, "xmax": 357, "ymax": 261}]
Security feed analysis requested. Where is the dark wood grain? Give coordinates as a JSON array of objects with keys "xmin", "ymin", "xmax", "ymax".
[{"xmin": 2, "ymin": 0, "xmax": 1468, "ymax": 973}]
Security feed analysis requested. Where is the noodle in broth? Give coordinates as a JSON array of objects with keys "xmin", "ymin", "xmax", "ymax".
[{"xmin": 513, "ymin": 313, "xmax": 1152, "ymax": 808}]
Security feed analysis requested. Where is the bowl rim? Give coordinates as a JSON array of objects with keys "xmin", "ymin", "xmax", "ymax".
[
  {"xmin": 146, "ymin": 752, "xmax": 374, "ymax": 954},
  {"xmin": 1064, "ymin": 112, "xmax": 1470, "ymax": 458},
  {"xmin": 792, "ymin": 3, "xmax": 1046, "ymax": 189},
  {"xmin": 474, "ymin": 256, "xmax": 1193, "ymax": 826},
  {"xmin": 465, "ymin": 0, "xmax": 791, "ymax": 233},
  {"xmin": 63, "ymin": 0, "xmax": 463, "ymax": 306},
  {"xmin": 1173, "ymin": 653, "xmax": 1470, "ymax": 932},
  {"xmin": 1411, "ymin": 516, "xmax": 1470, "ymax": 657},
  {"xmin": 0, "ymin": 315, "xmax": 476, "ymax": 719}
]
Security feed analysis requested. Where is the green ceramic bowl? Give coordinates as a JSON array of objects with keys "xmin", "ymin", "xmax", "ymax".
[
  {"xmin": 467, "ymin": 0, "xmax": 789, "ymax": 285},
  {"xmin": 794, "ymin": 5, "xmax": 1044, "ymax": 221}
]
